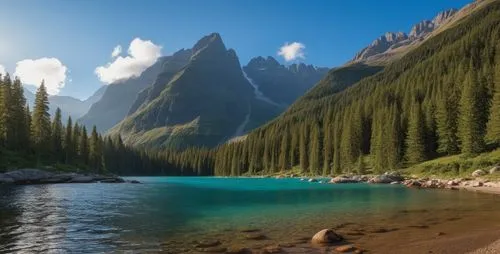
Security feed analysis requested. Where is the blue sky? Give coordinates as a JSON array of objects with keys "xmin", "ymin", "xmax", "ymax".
[{"xmin": 0, "ymin": 0, "xmax": 470, "ymax": 99}]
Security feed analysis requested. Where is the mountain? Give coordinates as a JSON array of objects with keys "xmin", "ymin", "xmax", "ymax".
[
  {"xmin": 350, "ymin": 7, "xmax": 474, "ymax": 64},
  {"xmin": 109, "ymin": 33, "xmax": 266, "ymax": 149},
  {"xmin": 24, "ymin": 86, "xmax": 107, "ymax": 120},
  {"xmin": 242, "ymin": 56, "xmax": 328, "ymax": 106},
  {"xmin": 78, "ymin": 57, "xmax": 169, "ymax": 132},
  {"xmin": 204, "ymin": 0, "xmax": 500, "ymax": 176}
]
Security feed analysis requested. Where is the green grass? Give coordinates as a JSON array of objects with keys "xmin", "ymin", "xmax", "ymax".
[{"xmin": 402, "ymin": 149, "xmax": 500, "ymax": 179}]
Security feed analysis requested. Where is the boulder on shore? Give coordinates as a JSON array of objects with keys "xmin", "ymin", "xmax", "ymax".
[
  {"xmin": 472, "ymin": 169, "xmax": 486, "ymax": 177},
  {"xmin": 330, "ymin": 176, "xmax": 360, "ymax": 184},
  {"xmin": 311, "ymin": 229, "xmax": 343, "ymax": 245}
]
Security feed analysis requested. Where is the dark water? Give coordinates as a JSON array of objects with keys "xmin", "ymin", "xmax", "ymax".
[{"xmin": 0, "ymin": 177, "xmax": 498, "ymax": 253}]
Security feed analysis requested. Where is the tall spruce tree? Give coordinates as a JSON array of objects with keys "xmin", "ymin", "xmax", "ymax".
[
  {"xmin": 64, "ymin": 117, "xmax": 74, "ymax": 164},
  {"xmin": 51, "ymin": 108, "xmax": 63, "ymax": 161},
  {"xmin": 486, "ymin": 53, "xmax": 500, "ymax": 145},
  {"xmin": 458, "ymin": 66, "xmax": 488, "ymax": 154},
  {"xmin": 405, "ymin": 102, "xmax": 426, "ymax": 164},
  {"xmin": 79, "ymin": 126, "xmax": 89, "ymax": 165},
  {"xmin": 308, "ymin": 123, "xmax": 320, "ymax": 175},
  {"xmin": 31, "ymin": 81, "xmax": 52, "ymax": 157}
]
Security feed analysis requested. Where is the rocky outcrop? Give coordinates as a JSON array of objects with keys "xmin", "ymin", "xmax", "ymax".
[
  {"xmin": 0, "ymin": 169, "xmax": 133, "ymax": 185},
  {"xmin": 351, "ymin": 8, "xmax": 457, "ymax": 63}
]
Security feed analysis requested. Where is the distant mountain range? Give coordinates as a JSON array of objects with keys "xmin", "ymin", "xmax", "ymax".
[
  {"xmin": 76, "ymin": 33, "xmax": 327, "ymax": 148},
  {"xmin": 24, "ymin": 86, "xmax": 106, "ymax": 121}
]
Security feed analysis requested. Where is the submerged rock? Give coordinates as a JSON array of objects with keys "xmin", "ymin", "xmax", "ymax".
[
  {"xmin": 308, "ymin": 178, "xmax": 318, "ymax": 183},
  {"xmin": 311, "ymin": 229, "xmax": 343, "ymax": 245},
  {"xmin": 195, "ymin": 240, "xmax": 221, "ymax": 248},
  {"xmin": 335, "ymin": 245, "xmax": 356, "ymax": 253}
]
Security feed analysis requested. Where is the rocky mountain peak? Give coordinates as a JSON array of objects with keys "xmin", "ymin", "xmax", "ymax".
[
  {"xmin": 351, "ymin": 7, "xmax": 458, "ymax": 63},
  {"xmin": 409, "ymin": 20, "xmax": 434, "ymax": 39},
  {"xmin": 433, "ymin": 8, "xmax": 458, "ymax": 27},
  {"xmin": 192, "ymin": 32, "xmax": 225, "ymax": 53}
]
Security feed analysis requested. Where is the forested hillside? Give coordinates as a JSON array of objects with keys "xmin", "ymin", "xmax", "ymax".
[
  {"xmin": 203, "ymin": 0, "xmax": 500, "ymax": 176},
  {"xmin": 0, "ymin": 76, "xmax": 212, "ymax": 176}
]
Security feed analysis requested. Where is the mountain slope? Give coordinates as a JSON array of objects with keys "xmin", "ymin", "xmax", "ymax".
[
  {"xmin": 78, "ymin": 57, "xmax": 168, "ymax": 132},
  {"xmin": 110, "ymin": 33, "xmax": 257, "ymax": 149},
  {"xmin": 207, "ymin": 0, "xmax": 500, "ymax": 176}
]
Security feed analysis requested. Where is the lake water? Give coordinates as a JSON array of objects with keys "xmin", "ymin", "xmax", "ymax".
[{"xmin": 0, "ymin": 177, "xmax": 499, "ymax": 253}]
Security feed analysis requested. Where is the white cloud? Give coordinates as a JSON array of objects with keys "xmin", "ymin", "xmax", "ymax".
[
  {"xmin": 277, "ymin": 42, "xmax": 306, "ymax": 62},
  {"xmin": 95, "ymin": 38, "xmax": 162, "ymax": 84},
  {"xmin": 0, "ymin": 65, "xmax": 5, "ymax": 75},
  {"xmin": 14, "ymin": 58, "xmax": 67, "ymax": 95},
  {"xmin": 111, "ymin": 45, "xmax": 122, "ymax": 58}
]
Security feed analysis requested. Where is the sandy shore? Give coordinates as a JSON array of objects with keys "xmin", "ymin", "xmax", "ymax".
[{"xmin": 469, "ymin": 239, "xmax": 500, "ymax": 254}]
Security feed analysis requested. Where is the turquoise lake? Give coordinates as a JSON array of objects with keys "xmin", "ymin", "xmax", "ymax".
[{"xmin": 0, "ymin": 177, "xmax": 498, "ymax": 253}]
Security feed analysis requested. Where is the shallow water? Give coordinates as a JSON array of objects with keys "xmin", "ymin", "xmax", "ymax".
[{"xmin": 0, "ymin": 177, "xmax": 499, "ymax": 253}]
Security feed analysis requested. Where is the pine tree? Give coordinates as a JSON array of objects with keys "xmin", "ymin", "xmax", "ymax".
[
  {"xmin": 64, "ymin": 117, "xmax": 73, "ymax": 164},
  {"xmin": 458, "ymin": 67, "xmax": 488, "ymax": 154},
  {"xmin": 79, "ymin": 126, "xmax": 89, "ymax": 165},
  {"xmin": 51, "ymin": 108, "xmax": 63, "ymax": 161},
  {"xmin": 278, "ymin": 129, "xmax": 289, "ymax": 171},
  {"xmin": 31, "ymin": 81, "xmax": 52, "ymax": 157},
  {"xmin": 299, "ymin": 123, "xmax": 309, "ymax": 172},
  {"xmin": 308, "ymin": 123, "xmax": 320, "ymax": 175},
  {"xmin": 435, "ymin": 84, "xmax": 459, "ymax": 155},
  {"xmin": 405, "ymin": 102, "xmax": 426, "ymax": 164},
  {"xmin": 486, "ymin": 54, "xmax": 500, "ymax": 145},
  {"xmin": 89, "ymin": 125, "xmax": 101, "ymax": 171},
  {"xmin": 9, "ymin": 78, "xmax": 28, "ymax": 150}
]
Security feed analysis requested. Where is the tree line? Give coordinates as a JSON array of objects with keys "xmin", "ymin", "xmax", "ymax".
[{"xmin": 0, "ymin": 75, "xmax": 213, "ymax": 176}]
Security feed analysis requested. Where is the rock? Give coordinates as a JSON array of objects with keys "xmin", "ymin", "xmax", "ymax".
[
  {"xmin": 405, "ymin": 180, "xmax": 422, "ymax": 188},
  {"xmin": 308, "ymin": 178, "xmax": 317, "ymax": 183},
  {"xmin": 195, "ymin": 240, "xmax": 221, "ymax": 248},
  {"xmin": 129, "ymin": 180, "xmax": 141, "ymax": 184},
  {"xmin": 472, "ymin": 181, "xmax": 483, "ymax": 187},
  {"xmin": 311, "ymin": 229, "xmax": 343, "ymax": 245},
  {"xmin": 436, "ymin": 232, "xmax": 446, "ymax": 236},
  {"xmin": 244, "ymin": 233, "xmax": 267, "ymax": 240},
  {"xmin": 0, "ymin": 174, "xmax": 14, "ymax": 184},
  {"xmin": 335, "ymin": 245, "xmax": 356, "ymax": 253},
  {"xmin": 3, "ymin": 169, "xmax": 54, "ymax": 183},
  {"xmin": 330, "ymin": 176, "xmax": 359, "ymax": 184},
  {"xmin": 472, "ymin": 169, "xmax": 486, "ymax": 177},
  {"xmin": 390, "ymin": 181, "xmax": 400, "ymax": 184},
  {"xmin": 300, "ymin": 178, "xmax": 305, "ymax": 181},
  {"xmin": 69, "ymin": 176, "xmax": 95, "ymax": 183},
  {"xmin": 262, "ymin": 246, "xmax": 282, "ymax": 253},
  {"xmin": 489, "ymin": 166, "xmax": 500, "ymax": 174},
  {"xmin": 447, "ymin": 180, "xmax": 459, "ymax": 186}
]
